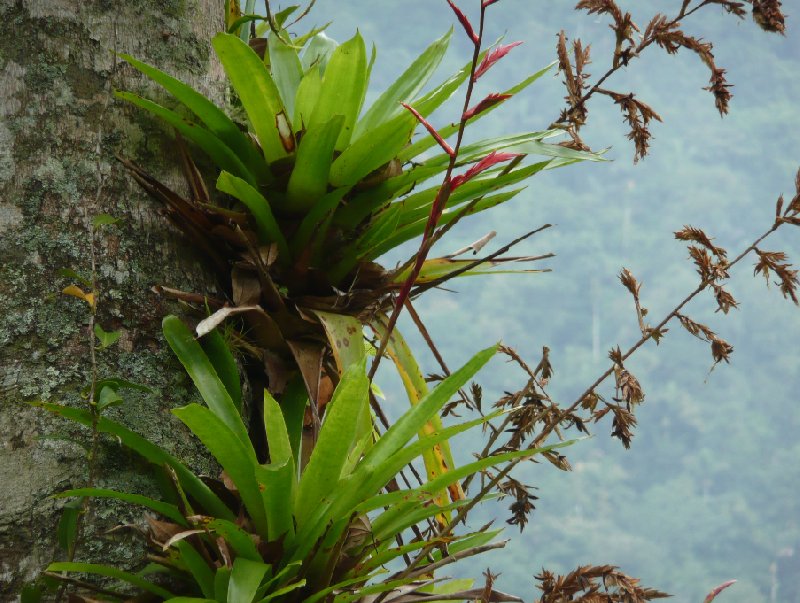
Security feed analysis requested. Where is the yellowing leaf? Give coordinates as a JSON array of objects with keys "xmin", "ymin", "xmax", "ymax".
[{"xmin": 62, "ymin": 285, "xmax": 95, "ymax": 310}]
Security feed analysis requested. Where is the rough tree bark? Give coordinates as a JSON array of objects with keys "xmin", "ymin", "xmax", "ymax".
[{"xmin": 0, "ymin": 0, "xmax": 224, "ymax": 596}]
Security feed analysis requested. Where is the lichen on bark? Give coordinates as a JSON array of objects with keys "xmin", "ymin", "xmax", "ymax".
[{"xmin": 0, "ymin": 0, "xmax": 226, "ymax": 596}]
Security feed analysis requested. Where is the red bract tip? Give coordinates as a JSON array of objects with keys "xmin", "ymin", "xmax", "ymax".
[
  {"xmin": 450, "ymin": 150, "xmax": 523, "ymax": 190},
  {"xmin": 473, "ymin": 41, "xmax": 523, "ymax": 81},
  {"xmin": 482, "ymin": 0, "xmax": 502, "ymax": 7},
  {"xmin": 704, "ymin": 580, "xmax": 737, "ymax": 603},
  {"xmin": 402, "ymin": 102, "xmax": 455, "ymax": 157},
  {"xmin": 446, "ymin": 0, "xmax": 480, "ymax": 45},
  {"xmin": 462, "ymin": 92, "xmax": 513, "ymax": 121}
]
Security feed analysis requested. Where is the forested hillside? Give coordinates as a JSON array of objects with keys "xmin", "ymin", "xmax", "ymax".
[{"xmin": 291, "ymin": 2, "xmax": 800, "ymax": 601}]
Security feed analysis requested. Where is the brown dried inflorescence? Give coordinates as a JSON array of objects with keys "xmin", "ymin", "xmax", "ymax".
[
  {"xmin": 535, "ymin": 564, "xmax": 670, "ymax": 602},
  {"xmin": 554, "ymin": 0, "xmax": 784, "ymax": 160}
]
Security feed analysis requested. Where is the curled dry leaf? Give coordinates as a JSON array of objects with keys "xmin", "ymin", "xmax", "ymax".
[
  {"xmin": 710, "ymin": 336, "xmax": 734, "ymax": 365},
  {"xmin": 195, "ymin": 305, "xmax": 265, "ymax": 337},
  {"xmin": 674, "ymin": 225, "xmax": 727, "ymax": 258}
]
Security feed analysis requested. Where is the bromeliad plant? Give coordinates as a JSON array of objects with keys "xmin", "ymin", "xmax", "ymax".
[
  {"xmin": 42, "ymin": 316, "xmax": 573, "ymax": 602},
  {"xmin": 113, "ymin": 0, "xmax": 599, "ymax": 532}
]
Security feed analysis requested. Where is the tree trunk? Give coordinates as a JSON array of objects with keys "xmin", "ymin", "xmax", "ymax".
[{"xmin": 0, "ymin": 0, "xmax": 224, "ymax": 596}]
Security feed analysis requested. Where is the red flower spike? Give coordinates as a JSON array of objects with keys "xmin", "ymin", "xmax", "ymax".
[
  {"xmin": 402, "ymin": 102, "xmax": 455, "ymax": 157},
  {"xmin": 704, "ymin": 580, "xmax": 736, "ymax": 603},
  {"xmin": 450, "ymin": 151, "xmax": 523, "ymax": 190},
  {"xmin": 482, "ymin": 0, "xmax": 502, "ymax": 8},
  {"xmin": 462, "ymin": 92, "xmax": 513, "ymax": 121},
  {"xmin": 473, "ymin": 41, "xmax": 523, "ymax": 81},
  {"xmin": 446, "ymin": 0, "xmax": 480, "ymax": 45}
]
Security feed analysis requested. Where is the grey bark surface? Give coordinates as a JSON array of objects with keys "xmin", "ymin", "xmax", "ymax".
[{"xmin": 0, "ymin": 0, "xmax": 225, "ymax": 596}]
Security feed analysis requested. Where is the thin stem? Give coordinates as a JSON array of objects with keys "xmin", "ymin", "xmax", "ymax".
[
  {"xmin": 562, "ymin": 222, "xmax": 779, "ymax": 428},
  {"xmin": 557, "ymin": 4, "xmax": 717, "ymax": 129},
  {"xmin": 368, "ymin": 5, "xmax": 488, "ymax": 382},
  {"xmin": 395, "ymin": 219, "xmax": 784, "ymax": 583}
]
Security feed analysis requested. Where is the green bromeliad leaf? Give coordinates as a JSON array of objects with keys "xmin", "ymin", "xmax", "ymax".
[
  {"xmin": 328, "ymin": 112, "xmax": 417, "ymax": 187},
  {"xmin": 301, "ymin": 31, "xmax": 338, "ymax": 74},
  {"xmin": 286, "ymin": 115, "xmax": 345, "ymax": 210},
  {"xmin": 294, "ymin": 360, "xmax": 369, "ymax": 528},
  {"xmin": 353, "ymin": 28, "xmax": 453, "ymax": 140},
  {"xmin": 172, "ymin": 403, "xmax": 267, "ymax": 538},
  {"xmin": 115, "ymin": 91, "xmax": 258, "ymax": 186},
  {"xmin": 38, "ymin": 402, "xmax": 234, "ymax": 521},
  {"xmin": 310, "ymin": 31, "xmax": 367, "ymax": 151},
  {"xmin": 398, "ymin": 62, "xmax": 556, "ymax": 163},
  {"xmin": 268, "ymin": 31, "xmax": 303, "ymax": 120},
  {"xmin": 216, "ymin": 171, "xmax": 291, "ymax": 259},
  {"xmin": 118, "ymin": 53, "xmax": 270, "ymax": 184},
  {"xmin": 47, "ymin": 562, "xmax": 173, "ymax": 599},
  {"xmin": 162, "ymin": 315, "xmax": 251, "ymax": 446},
  {"xmin": 213, "ymin": 32, "xmax": 292, "ymax": 163},
  {"xmin": 293, "ymin": 64, "xmax": 323, "ymax": 131}
]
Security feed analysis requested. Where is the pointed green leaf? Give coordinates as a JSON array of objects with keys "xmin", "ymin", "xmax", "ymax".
[
  {"xmin": 354, "ymin": 29, "xmax": 452, "ymax": 140},
  {"xmin": 91, "ymin": 213, "xmax": 120, "ymax": 228},
  {"xmin": 301, "ymin": 32, "xmax": 338, "ymax": 74},
  {"xmin": 228, "ymin": 558, "xmax": 270, "ymax": 603},
  {"xmin": 286, "ymin": 115, "xmax": 344, "ymax": 210},
  {"xmin": 96, "ymin": 385, "xmax": 123, "ymax": 411},
  {"xmin": 201, "ymin": 327, "xmax": 242, "ymax": 414},
  {"xmin": 55, "ymin": 488, "xmax": 187, "ymax": 526},
  {"xmin": 392, "ymin": 256, "xmax": 549, "ymax": 286},
  {"xmin": 215, "ymin": 567, "xmax": 231, "ymax": 602},
  {"xmin": 261, "ymin": 390, "xmax": 296, "ymax": 542},
  {"xmin": 364, "ymin": 188, "xmax": 526, "ymax": 262},
  {"xmin": 268, "ymin": 31, "xmax": 303, "ymax": 119},
  {"xmin": 328, "ymin": 112, "xmax": 416, "ymax": 187},
  {"xmin": 279, "ymin": 376, "xmax": 308, "ymax": 469},
  {"xmin": 398, "ymin": 62, "xmax": 555, "ymax": 162},
  {"xmin": 46, "ymin": 562, "xmax": 173, "ymax": 599},
  {"xmin": 56, "ymin": 498, "xmax": 82, "ymax": 556},
  {"xmin": 257, "ymin": 580, "xmax": 306, "ymax": 603},
  {"xmin": 293, "ymin": 64, "xmax": 322, "ymax": 131},
  {"xmin": 38, "ymin": 403, "xmax": 234, "ymax": 521},
  {"xmin": 118, "ymin": 54, "xmax": 270, "ymax": 183},
  {"xmin": 256, "ymin": 461, "xmax": 295, "ymax": 543},
  {"xmin": 115, "ymin": 91, "xmax": 257, "ymax": 185},
  {"xmin": 290, "ymin": 187, "xmax": 350, "ymax": 257},
  {"xmin": 312, "ymin": 311, "xmax": 365, "ymax": 372},
  {"xmin": 175, "ymin": 540, "xmax": 215, "ymax": 599},
  {"xmin": 359, "ymin": 345, "xmax": 496, "ymax": 476},
  {"xmin": 172, "ymin": 403, "xmax": 267, "ymax": 538},
  {"xmin": 294, "ymin": 361, "xmax": 369, "ymax": 527},
  {"xmin": 207, "ymin": 518, "xmax": 262, "ymax": 561},
  {"xmin": 291, "ymin": 346, "xmax": 496, "ymax": 559},
  {"xmin": 332, "ymin": 164, "xmax": 445, "ymax": 230},
  {"xmin": 216, "ymin": 171, "xmax": 291, "ymax": 260},
  {"xmin": 163, "ymin": 315, "xmax": 251, "ymax": 447},
  {"xmin": 311, "ymin": 32, "xmax": 367, "ymax": 150},
  {"xmin": 263, "ymin": 390, "xmax": 292, "ymax": 465},
  {"xmin": 93, "ymin": 324, "xmax": 120, "ymax": 350},
  {"xmin": 213, "ymin": 32, "xmax": 292, "ymax": 162}
]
